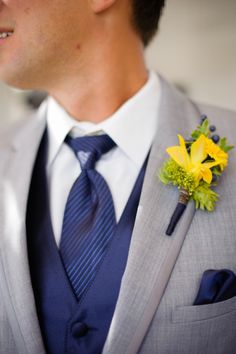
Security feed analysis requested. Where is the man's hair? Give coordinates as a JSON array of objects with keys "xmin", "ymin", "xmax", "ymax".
[{"xmin": 132, "ymin": 0, "xmax": 166, "ymax": 46}]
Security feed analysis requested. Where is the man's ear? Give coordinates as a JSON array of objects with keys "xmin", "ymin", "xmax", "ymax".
[{"xmin": 89, "ymin": 0, "xmax": 117, "ymax": 14}]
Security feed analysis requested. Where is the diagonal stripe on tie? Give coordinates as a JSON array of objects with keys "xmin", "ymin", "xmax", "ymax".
[{"xmin": 59, "ymin": 134, "xmax": 117, "ymax": 300}]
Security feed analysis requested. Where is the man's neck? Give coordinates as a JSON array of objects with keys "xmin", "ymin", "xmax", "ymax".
[{"xmin": 48, "ymin": 37, "xmax": 148, "ymax": 123}]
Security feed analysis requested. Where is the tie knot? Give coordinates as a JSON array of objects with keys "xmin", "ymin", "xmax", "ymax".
[{"xmin": 65, "ymin": 134, "xmax": 116, "ymax": 170}]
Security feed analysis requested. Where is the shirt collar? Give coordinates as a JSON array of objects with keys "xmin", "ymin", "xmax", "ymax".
[{"xmin": 46, "ymin": 71, "xmax": 161, "ymax": 168}]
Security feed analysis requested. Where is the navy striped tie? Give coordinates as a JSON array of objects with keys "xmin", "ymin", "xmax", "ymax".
[{"xmin": 60, "ymin": 134, "xmax": 116, "ymax": 300}]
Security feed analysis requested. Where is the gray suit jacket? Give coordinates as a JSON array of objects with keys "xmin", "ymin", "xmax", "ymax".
[{"xmin": 0, "ymin": 78, "xmax": 236, "ymax": 354}]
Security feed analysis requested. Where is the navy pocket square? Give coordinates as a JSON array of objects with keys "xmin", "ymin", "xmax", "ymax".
[{"xmin": 193, "ymin": 269, "xmax": 236, "ymax": 306}]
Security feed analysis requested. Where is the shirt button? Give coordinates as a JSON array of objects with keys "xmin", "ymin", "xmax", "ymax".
[{"xmin": 71, "ymin": 322, "xmax": 89, "ymax": 338}]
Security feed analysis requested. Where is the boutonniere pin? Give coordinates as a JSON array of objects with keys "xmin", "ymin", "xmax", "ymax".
[{"xmin": 159, "ymin": 115, "xmax": 234, "ymax": 236}]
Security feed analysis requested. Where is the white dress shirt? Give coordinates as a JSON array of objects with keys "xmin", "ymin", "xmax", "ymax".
[{"xmin": 46, "ymin": 71, "xmax": 161, "ymax": 246}]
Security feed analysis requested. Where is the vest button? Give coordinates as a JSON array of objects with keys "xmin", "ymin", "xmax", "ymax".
[{"xmin": 71, "ymin": 322, "xmax": 89, "ymax": 338}]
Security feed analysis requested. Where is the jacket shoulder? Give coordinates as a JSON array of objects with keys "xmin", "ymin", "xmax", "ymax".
[
  {"xmin": 0, "ymin": 116, "xmax": 33, "ymax": 147},
  {"xmin": 193, "ymin": 102, "xmax": 236, "ymax": 141},
  {"xmin": 0, "ymin": 102, "xmax": 46, "ymax": 150},
  {"xmin": 195, "ymin": 102, "xmax": 236, "ymax": 123}
]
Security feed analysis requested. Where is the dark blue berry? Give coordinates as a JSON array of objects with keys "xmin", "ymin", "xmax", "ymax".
[
  {"xmin": 212, "ymin": 174, "xmax": 218, "ymax": 183},
  {"xmin": 212, "ymin": 134, "xmax": 220, "ymax": 143},
  {"xmin": 209, "ymin": 125, "xmax": 216, "ymax": 132},
  {"xmin": 201, "ymin": 114, "xmax": 207, "ymax": 123}
]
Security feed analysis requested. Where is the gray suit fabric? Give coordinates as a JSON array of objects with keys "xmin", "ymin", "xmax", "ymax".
[{"xmin": 0, "ymin": 77, "xmax": 236, "ymax": 354}]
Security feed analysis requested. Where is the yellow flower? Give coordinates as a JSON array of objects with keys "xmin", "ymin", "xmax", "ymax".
[
  {"xmin": 205, "ymin": 138, "xmax": 228, "ymax": 170},
  {"xmin": 166, "ymin": 134, "xmax": 225, "ymax": 185}
]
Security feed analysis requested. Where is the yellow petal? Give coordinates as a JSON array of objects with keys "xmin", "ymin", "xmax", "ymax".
[
  {"xmin": 166, "ymin": 135, "xmax": 191, "ymax": 170},
  {"xmin": 201, "ymin": 167, "xmax": 212, "ymax": 184},
  {"xmin": 205, "ymin": 138, "xmax": 228, "ymax": 169},
  {"xmin": 190, "ymin": 163, "xmax": 203, "ymax": 184},
  {"xmin": 178, "ymin": 134, "xmax": 186, "ymax": 149},
  {"xmin": 166, "ymin": 146, "xmax": 188, "ymax": 169},
  {"xmin": 190, "ymin": 163, "xmax": 213, "ymax": 184},
  {"xmin": 190, "ymin": 135, "xmax": 207, "ymax": 164},
  {"xmin": 203, "ymin": 161, "xmax": 219, "ymax": 169}
]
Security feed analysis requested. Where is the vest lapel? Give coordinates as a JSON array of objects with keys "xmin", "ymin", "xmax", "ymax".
[
  {"xmin": 103, "ymin": 78, "xmax": 202, "ymax": 354},
  {"xmin": 0, "ymin": 108, "xmax": 47, "ymax": 354}
]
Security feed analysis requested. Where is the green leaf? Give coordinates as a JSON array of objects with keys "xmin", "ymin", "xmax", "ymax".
[
  {"xmin": 191, "ymin": 119, "xmax": 210, "ymax": 140},
  {"xmin": 159, "ymin": 167, "xmax": 172, "ymax": 185},
  {"xmin": 192, "ymin": 182, "xmax": 219, "ymax": 211},
  {"xmin": 211, "ymin": 166, "xmax": 221, "ymax": 176},
  {"xmin": 219, "ymin": 137, "xmax": 234, "ymax": 153}
]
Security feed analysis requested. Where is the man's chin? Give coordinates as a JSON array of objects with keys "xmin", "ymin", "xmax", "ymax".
[{"xmin": 0, "ymin": 73, "xmax": 39, "ymax": 91}]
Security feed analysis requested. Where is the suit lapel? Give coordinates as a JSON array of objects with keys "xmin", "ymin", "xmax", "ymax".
[
  {"xmin": 103, "ymin": 78, "xmax": 202, "ymax": 354},
  {"xmin": 0, "ymin": 107, "xmax": 47, "ymax": 353},
  {"xmin": 0, "ymin": 79, "xmax": 203, "ymax": 354}
]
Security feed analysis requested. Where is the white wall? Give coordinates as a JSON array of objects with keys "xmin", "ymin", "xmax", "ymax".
[
  {"xmin": 1, "ymin": 0, "xmax": 236, "ymax": 128},
  {"xmin": 145, "ymin": 0, "xmax": 236, "ymax": 110}
]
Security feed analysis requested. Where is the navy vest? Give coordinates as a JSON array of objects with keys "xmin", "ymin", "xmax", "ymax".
[{"xmin": 26, "ymin": 131, "xmax": 147, "ymax": 354}]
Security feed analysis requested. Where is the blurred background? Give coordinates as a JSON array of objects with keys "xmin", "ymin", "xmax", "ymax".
[{"xmin": 0, "ymin": 0, "xmax": 236, "ymax": 128}]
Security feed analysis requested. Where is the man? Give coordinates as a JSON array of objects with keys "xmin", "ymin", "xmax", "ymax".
[{"xmin": 0, "ymin": 0, "xmax": 236, "ymax": 353}]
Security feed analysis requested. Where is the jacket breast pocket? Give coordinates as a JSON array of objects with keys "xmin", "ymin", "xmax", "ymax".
[
  {"xmin": 168, "ymin": 296, "xmax": 236, "ymax": 354},
  {"xmin": 172, "ymin": 295, "xmax": 236, "ymax": 323}
]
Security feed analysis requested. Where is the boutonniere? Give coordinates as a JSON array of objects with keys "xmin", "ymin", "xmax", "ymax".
[{"xmin": 159, "ymin": 115, "xmax": 234, "ymax": 236}]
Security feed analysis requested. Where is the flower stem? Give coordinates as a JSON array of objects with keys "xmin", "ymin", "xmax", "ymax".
[{"xmin": 166, "ymin": 189, "xmax": 189, "ymax": 236}]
